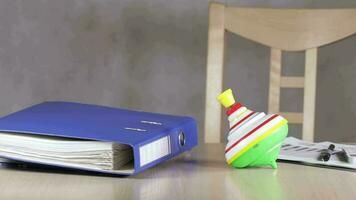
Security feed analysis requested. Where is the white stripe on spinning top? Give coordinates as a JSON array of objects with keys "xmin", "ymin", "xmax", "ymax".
[
  {"xmin": 228, "ymin": 112, "xmax": 266, "ymax": 141},
  {"xmin": 228, "ymin": 107, "xmax": 247, "ymax": 122},
  {"xmin": 229, "ymin": 111, "xmax": 259, "ymax": 134},
  {"xmin": 229, "ymin": 109, "xmax": 253, "ymax": 129},
  {"xmin": 227, "ymin": 112, "xmax": 268, "ymax": 149}
]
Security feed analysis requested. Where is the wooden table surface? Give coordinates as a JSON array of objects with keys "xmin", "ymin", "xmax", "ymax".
[{"xmin": 1, "ymin": 143, "xmax": 356, "ymax": 200}]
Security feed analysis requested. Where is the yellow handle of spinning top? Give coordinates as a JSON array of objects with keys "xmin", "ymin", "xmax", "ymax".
[{"xmin": 217, "ymin": 89, "xmax": 236, "ymax": 108}]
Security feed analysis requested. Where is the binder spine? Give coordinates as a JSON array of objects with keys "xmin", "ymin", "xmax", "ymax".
[{"xmin": 133, "ymin": 118, "xmax": 198, "ymax": 174}]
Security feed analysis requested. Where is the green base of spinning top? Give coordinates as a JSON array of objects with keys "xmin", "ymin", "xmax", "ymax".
[{"xmin": 230, "ymin": 124, "xmax": 288, "ymax": 169}]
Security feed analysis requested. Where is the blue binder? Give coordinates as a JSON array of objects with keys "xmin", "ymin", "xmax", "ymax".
[{"xmin": 0, "ymin": 102, "xmax": 198, "ymax": 175}]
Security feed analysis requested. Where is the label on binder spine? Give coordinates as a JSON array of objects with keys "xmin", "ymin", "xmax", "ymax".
[{"xmin": 139, "ymin": 136, "xmax": 171, "ymax": 167}]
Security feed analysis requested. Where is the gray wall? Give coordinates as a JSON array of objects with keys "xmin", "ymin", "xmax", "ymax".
[{"xmin": 0, "ymin": 0, "xmax": 356, "ymax": 142}]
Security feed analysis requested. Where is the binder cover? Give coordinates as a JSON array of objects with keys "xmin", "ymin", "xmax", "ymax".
[{"xmin": 0, "ymin": 102, "xmax": 198, "ymax": 175}]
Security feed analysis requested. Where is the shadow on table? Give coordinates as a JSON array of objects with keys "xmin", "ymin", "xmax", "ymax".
[{"xmin": 0, "ymin": 162, "xmax": 128, "ymax": 178}]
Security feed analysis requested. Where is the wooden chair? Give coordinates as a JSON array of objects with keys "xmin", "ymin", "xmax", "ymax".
[{"xmin": 204, "ymin": 3, "xmax": 356, "ymax": 143}]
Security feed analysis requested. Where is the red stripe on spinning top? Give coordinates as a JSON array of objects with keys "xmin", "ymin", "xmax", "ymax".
[
  {"xmin": 225, "ymin": 114, "xmax": 278, "ymax": 153},
  {"xmin": 226, "ymin": 103, "xmax": 242, "ymax": 116},
  {"xmin": 229, "ymin": 111, "xmax": 256, "ymax": 131}
]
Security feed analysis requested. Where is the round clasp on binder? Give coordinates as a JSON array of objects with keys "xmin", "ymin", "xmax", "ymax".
[{"xmin": 178, "ymin": 132, "xmax": 186, "ymax": 147}]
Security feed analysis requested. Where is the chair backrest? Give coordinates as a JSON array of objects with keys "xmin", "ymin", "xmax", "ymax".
[{"xmin": 204, "ymin": 3, "xmax": 356, "ymax": 143}]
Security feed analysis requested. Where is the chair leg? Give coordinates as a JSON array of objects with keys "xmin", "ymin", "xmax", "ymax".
[{"xmin": 302, "ymin": 48, "xmax": 318, "ymax": 142}]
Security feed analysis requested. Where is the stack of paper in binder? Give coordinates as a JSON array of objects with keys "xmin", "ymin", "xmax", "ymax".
[{"xmin": 0, "ymin": 102, "xmax": 198, "ymax": 175}]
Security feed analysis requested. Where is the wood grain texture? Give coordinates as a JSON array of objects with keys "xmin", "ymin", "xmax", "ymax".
[
  {"xmin": 280, "ymin": 112, "xmax": 303, "ymax": 124},
  {"xmin": 224, "ymin": 7, "xmax": 356, "ymax": 51},
  {"xmin": 280, "ymin": 76, "xmax": 305, "ymax": 88},
  {"xmin": 268, "ymin": 48, "xmax": 282, "ymax": 113},
  {"xmin": 204, "ymin": 3, "xmax": 225, "ymax": 143},
  {"xmin": 1, "ymin": 144, "xmax": 356, "ymax": 200},
  {"xmin": 303, "ymin": 48, "xmax": 318, "ymax": 141}
]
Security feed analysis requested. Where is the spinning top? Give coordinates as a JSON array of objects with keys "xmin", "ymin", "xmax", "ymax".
[{"xmin": 217, "ymin": 89, "xmax": 288, "ymax": 169}]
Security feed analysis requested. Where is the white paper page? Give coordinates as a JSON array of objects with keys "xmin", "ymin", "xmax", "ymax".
[{"xmin": 278, "ymin": 137, "xmax": 356, "ymax": 169}]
